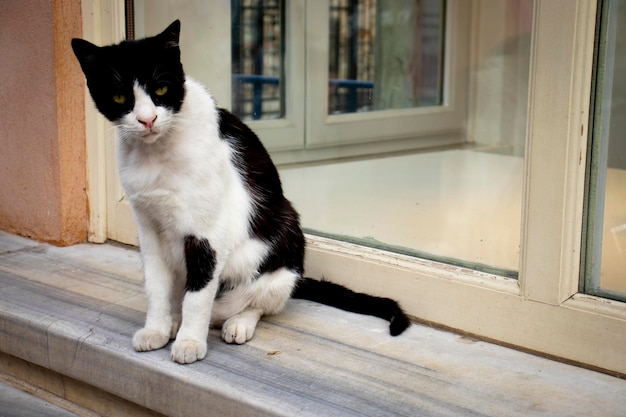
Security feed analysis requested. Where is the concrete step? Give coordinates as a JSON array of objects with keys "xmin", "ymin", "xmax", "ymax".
[
  {"xmin": 0, "ymin": 379, "xmax": 81, "ymax": 417},
  {"xmin": 1, "ymin": 231, "xmax": 625, "ymax": 417}
]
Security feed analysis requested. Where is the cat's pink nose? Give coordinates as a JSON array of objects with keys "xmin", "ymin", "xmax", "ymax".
[{"xmin": 138, "ymin": 115, "xmax": 157, "ymax": 129}]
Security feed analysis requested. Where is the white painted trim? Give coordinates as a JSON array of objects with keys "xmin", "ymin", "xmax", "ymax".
[
  {"xmin": 81, "ymin": 0, "xmax": 106, "ymax": 243},
  {"xmin": 520, "ymin": 0, "xmax": 597, "ymax": 305},
  {"xmin": 81, "ymin": 0, "xmax": 126, "ymax": 243},
  {"xmin": 80, "ymin": 0, "xmax": 134, "ymax": 244},
  {"xmin": 304, "ymin": 234, "xmax": 626, "ymax": 375}
]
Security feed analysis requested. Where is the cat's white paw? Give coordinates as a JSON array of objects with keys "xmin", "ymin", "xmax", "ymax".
[
  {"xmin": 171, "ymin": 339, "xmax": 207, "ymax": 364},
  {"xmin": 222, "ymin": 315, "xmax": 257, "ymax": 344},
  {"xmin": 132, "ymin": 328, "xmax": 169, "ymax": 352}
]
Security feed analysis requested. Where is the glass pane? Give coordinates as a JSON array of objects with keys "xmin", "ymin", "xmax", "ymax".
[
  {"xmin": 231, "ymin": 0, "xmax": 284, "ymax": 121},
  {"xmin": 281, "ymin": 1, "xmax": 533, "ymax": 277},
  {"xmin": 130, "ymin": 0, "xmax": 232, "ymax": 103},
  {"xmin": 584, "ymin": 0, "xmax": 626, "ymax": 302},
  {"xmin": 328, "ymin": 0, "xmax": 444, "ymax": 114}
]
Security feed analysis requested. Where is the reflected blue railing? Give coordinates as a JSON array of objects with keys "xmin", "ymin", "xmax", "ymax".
[{"xmin": 232, "ymin": 74, "xmax": 374, "ymax": 119}]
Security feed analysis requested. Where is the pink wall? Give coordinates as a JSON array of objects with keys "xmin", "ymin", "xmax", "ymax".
[{"xmin": 0, "ymin": 0, "xmax": 87, "ymax": 245}]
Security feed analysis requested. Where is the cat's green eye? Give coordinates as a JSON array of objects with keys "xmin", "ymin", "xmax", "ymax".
[
  {"xmin": 155, "ymin": 86, "xmax": 168, "ymax": 96},
  {"xmin": 113, "ymin": 94, "xmax": 126, "ymax": 104}
]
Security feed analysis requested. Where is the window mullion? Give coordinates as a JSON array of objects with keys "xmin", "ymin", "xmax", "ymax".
[
  {"xmin": 247, "ymin": 0, "xmax": 306, "ymax": 152},
  {"xmin": 520, "ymin": 0, "xmax": 597, "ymax": 305}
]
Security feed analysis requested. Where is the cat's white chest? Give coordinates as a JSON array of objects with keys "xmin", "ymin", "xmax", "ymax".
[
  {"xmin": 118, "ymin": 132, "xmax": 248, "ymax": 244},
  {"xmin": 121, "ymin": 148, "xmax": 182, "ymax": 201},
  {"xmin": 120, "ymin": 142, "xmax": 212, "ymax": 230}
]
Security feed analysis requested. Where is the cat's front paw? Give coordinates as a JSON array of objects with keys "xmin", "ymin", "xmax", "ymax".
[
  {"xmin": 171, "ymin": 339, "xmax": 207, "ymax": 364},
  {"xmin": 132, "ymin": 328, "xmax": 169, "ymax": 352}
]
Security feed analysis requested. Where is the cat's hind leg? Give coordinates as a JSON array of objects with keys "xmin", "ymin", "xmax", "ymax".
[
  {"xmin": 221, "ymin": 308, "xmax": 263, "ymax": 344},
  {"xmin": 221, "ymin": 267, "xmax": 298, "ymax": 344}
]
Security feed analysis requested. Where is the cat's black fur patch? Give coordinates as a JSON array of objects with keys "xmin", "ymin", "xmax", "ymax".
[
  {"xmin": 184, "ymin": 235, "xmax": 216, "ymax": 292},
  {"xmin": 71, "ymin": 20, "xmax": 185, "ymax": 122},
  {"xmin": 217, "ymin": 108, "xmax": 305, "ymax": 276}
]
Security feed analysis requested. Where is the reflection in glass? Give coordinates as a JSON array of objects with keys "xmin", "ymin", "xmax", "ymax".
[
  {"xmin": 584, "ymin": 0, "xmax": 626, "ymax": 302},
  {"xmin": 281, "ymin": 1, "xmax": 533, "ymax": 277},
  {"xmin": 328, "ymin": 0, "xmax": 445, "ymax": 114},
  {"xmin": 231, "ymin": 0, "xmax": 284, "ymax": 121}
]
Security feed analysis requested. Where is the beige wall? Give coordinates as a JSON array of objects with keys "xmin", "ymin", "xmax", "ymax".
[{"xmin": 0, "ymin": 0, "xmax": 87, "ymax": 245}]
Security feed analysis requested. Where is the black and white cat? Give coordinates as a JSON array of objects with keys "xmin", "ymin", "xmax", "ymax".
[{"xmin": 72, "ymin": 20, "xmax": 409, "ymax": 364}]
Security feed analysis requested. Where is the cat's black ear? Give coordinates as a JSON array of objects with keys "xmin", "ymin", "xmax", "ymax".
[
  {"xmin": 71, "ymin": 38, "xmax": 100, "ymax": 68},
  {"xmin": 159, "ymin": 20, "xmax": 181, "ymax": 49}
]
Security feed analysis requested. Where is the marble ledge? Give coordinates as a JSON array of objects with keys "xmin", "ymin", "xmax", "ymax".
[{"xmin": 0, "ymin": 231, "xmax": 625, "ymax": 417}]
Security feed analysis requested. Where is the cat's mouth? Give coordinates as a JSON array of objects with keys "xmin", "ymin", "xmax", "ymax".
[{"xmin": 139, "ymin": 128, "xmax": 162, "ymax": 143}]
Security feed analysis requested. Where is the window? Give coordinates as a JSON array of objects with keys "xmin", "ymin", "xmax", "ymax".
[
  {"xmin": 584, "ymin": 0, "xmax": 626, "ymax": 302},
  {"xmin": 326, "ymin": 0, "xmax": 444, "ymax": 114},
  {"xmin": 280, "ymin": 0, "xmax": 530, "ymax": 277},
  {"xmin": 303, "ymin": 0, "xmax": 467, "ymax": 153},
  {"xmin": 82, "ymin": 0, "xmax": 626, "ymax": 375},
  {"xmin": 231, "ymin": 0, "xmax": 284, "ymax": 121}
]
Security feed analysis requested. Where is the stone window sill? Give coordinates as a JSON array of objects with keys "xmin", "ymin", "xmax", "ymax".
[{"xmin": 1, "ymin": 232, "xmax": 624, "ymax": 417}]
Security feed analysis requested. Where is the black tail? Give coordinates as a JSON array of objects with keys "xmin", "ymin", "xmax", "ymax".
[{"xmin": 291, "ymin": 277, "xmax": 411, "ymax": 336}]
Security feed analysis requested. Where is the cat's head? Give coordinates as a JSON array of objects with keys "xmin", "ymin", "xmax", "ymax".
[{"xmin": 72, "ymin": 20, "xmax": 185, "ymax": 144}]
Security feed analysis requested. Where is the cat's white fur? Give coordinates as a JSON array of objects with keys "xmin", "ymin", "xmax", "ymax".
[{"xmin": 116, "ymin": 78, "xmax": 296, "ymax": 363}]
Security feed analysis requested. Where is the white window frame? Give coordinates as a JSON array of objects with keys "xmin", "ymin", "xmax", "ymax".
[
  {"xmin": 304, "ymin": 1, "xmax": 468, "ymax": 149},
  {"xmin": 231, "ymin": 0, "xmax": 307, "ymax": 152},
  {"xmin": 274, "ymin": 0, "xmax": 471, "ymax": 164},
  {"xmin": 236, "ymin": 0, "xmax": 469, "ymax": 164},
  {"xmin": 83, "ymin": 0, "xmax": 626, "ymax": 375}
]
